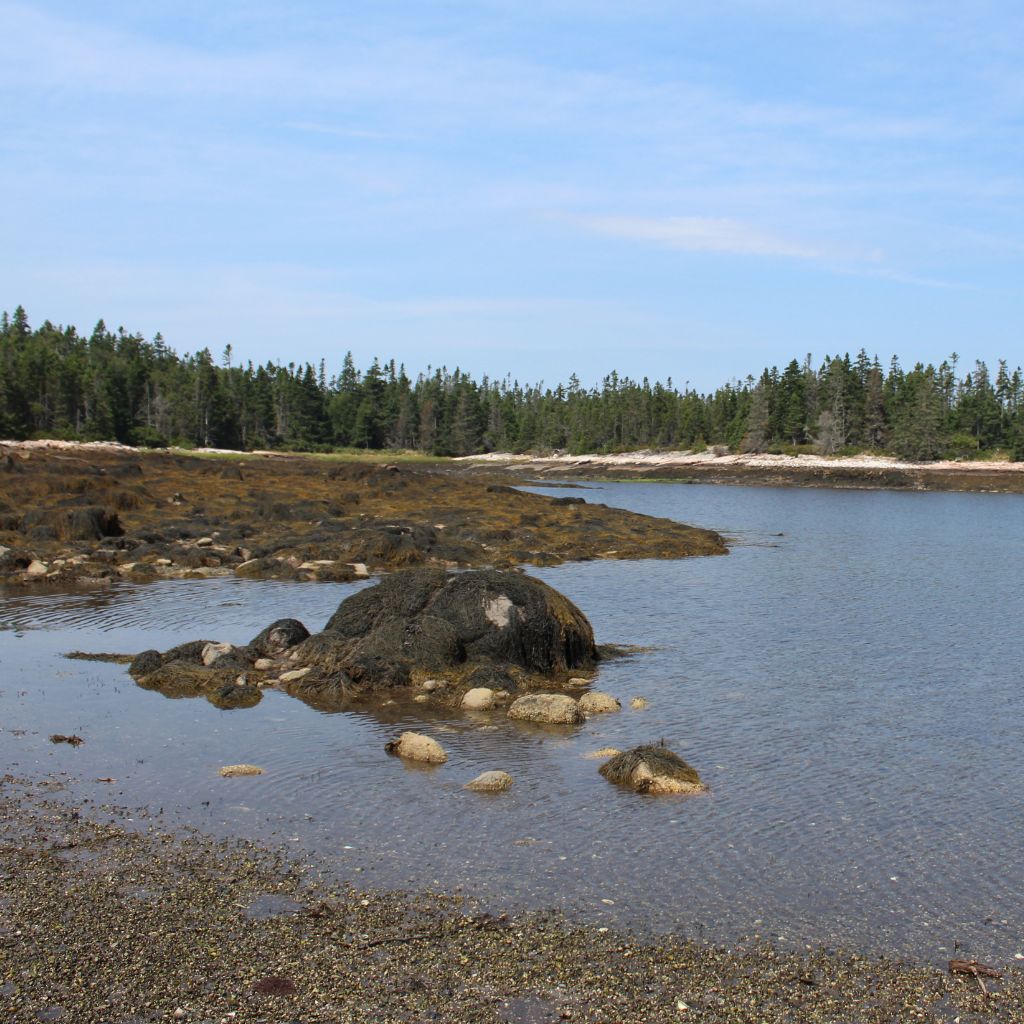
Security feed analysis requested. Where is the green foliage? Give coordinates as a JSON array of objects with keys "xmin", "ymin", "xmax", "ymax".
[{"xmin": 1, "ymin": 308, "xmax": 1022, "ymax": 461}]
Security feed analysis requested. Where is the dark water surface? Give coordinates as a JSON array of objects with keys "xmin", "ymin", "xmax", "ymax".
[{"xmin": 2, "ymin": 482, "xmax": 1022, "ymax": 963}]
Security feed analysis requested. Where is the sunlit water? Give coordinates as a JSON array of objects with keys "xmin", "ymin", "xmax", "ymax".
[{"xmin": 2, "ymin": 482, "xmax": 1022, "ymax": 963}]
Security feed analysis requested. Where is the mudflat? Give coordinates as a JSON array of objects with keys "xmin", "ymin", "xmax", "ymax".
[{"xmin": 0, "ymin": 443, "xmax": 726, "ymax": 587}]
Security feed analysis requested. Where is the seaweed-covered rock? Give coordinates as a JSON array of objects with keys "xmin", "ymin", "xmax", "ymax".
[
  {"xmin": 599, "ymin": 745, "xmax": 706, "ymax": 795},
  {"xmin": 248, "ymin": 618, "xmax": 310, "ymax": 657},
  {"xmin": 20, "ymin": 506, "xmax": 123, "ymax": 542},
  {"xmin": 208, "ymin": 682, "xmax": 262, "ymax": 710},
  {"xmin": 317, "ymin": 568, "xmax": 597, "ymax": 692},
  {"xmin": 124, "ymin": 568, "xmax": 600, "ymax": 711}
]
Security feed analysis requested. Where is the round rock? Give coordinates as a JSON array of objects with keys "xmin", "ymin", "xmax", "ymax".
[
  {"xmin": 507, "ymin": 693, "xmax": 583, "ymax": 725},
  {"xmin": 579, "ymin": 691, "xmax": 621, "ymax": 714},
  {"xmin": 461, "ymin": 687, "xmax": 496, "ymax": 711},
  {"xmin": 385, "ymin": 731, "xmax": 448, "ymax": 764}
]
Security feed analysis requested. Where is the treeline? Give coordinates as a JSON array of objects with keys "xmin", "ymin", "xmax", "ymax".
[{"xmin": 1, "ymin": 306, "xmax": 1022, "ymax": 461}]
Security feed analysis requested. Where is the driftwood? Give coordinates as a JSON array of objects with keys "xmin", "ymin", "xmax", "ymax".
[
  {"xmin": 948, "ymin": 959, "xmax": 1002, "ymax": 980},
  {"xmin": 949, "ymin": 959, "xmax": 1002, "ymax": 998}
]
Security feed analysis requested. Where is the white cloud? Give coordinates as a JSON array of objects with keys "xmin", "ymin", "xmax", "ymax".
[{"xmin": 578, "ymin": 215, "xmax": 831, "ymax": 260}]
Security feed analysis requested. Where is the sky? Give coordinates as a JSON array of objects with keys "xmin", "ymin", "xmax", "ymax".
[{"xmin": 2, "ymin": 1, "xmax": 1023, "ymax": 390}]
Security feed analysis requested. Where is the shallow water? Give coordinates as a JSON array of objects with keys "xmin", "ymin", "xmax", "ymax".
[{"xmin": 2, "ymin": 481, "xmax": 1023, "ymax": 963}]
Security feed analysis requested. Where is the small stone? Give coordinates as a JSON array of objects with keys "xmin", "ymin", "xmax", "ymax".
[
  {"xmin": 461, "ymin": 687, "xmax": 495, "ymax": 711},
  {"xmin": 465, "ymin": 770, "xmax": 513, "ymax": 793},
  {"xmin": 507, "ymin": 693, "xmax": 584, "ymax": 725},
  {"xmin": 348, "ymin": 562, "xmax": 369, "ymax": 577},
  {"xmin": 413, "ymin": 694, "xmax": 430, "ymax": 703},
  {"xmin": 630, "ymin": 696, "xmax": 649, "ymax": 710},
  {"xmin": 584, "ymin": 747, "xmax": 622, "ymax": 760},
  {"xmin": 236, "ymin": 559, "xmax": 261, "ymax": 572},
  {"xmin": 253, "ymin": 658, "xmax": 275, "ymax": 671},
  {"xmin": 25, "ymin": 559, "xmax": 48, "ymax": 576},
  {"xmin": 279, "ymin": 667, "xmax": 312, "ymax": 683},
  {"xmin": 202, "ymin": 642, "xmax": 235, "ymax": 666},
  {"xmin": 155, "ymin": 558, "xmax": 173, "ymax": 566},
  {"xmin": 566, "ymin": 677, "xmax": 591, "ymax": 688},
  {"xmin": 421, "ymin": 679, "xmax": 441, "ymax": 692},
  {"xmin": 219, "ymin": 764, "xmax": 263, "ymax": 777},
  {"xmin": 579, "ymin": 691, "xmax": 621, "ymax": 714},
  {"xmin": 385, "ymin": 731, "xmax": 447, "ymax": 764},
  {"xmin": 173, "ymin": 1009, "xmax": 187, "ymax": 1021},
  {"xmin": 196, "ymin": 536, "xmax": 214, "ymax": 547}
]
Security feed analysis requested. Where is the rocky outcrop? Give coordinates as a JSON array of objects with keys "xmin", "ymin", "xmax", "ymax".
[{"xmin": 126, "ymin": 569, "xmax": 602, "ymax": 713}]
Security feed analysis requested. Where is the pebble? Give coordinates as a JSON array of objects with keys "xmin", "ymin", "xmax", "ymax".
[
  {"xmin": 279, "ymin": 667, "xmax": 312, "ymax": 682},
  {"xmin": 630, "ymin": 696, "xmax": 649, "ymax": 710},
  {"xmin": 219, "ymin": 764, "xmax": 264, "ymax": 777}
]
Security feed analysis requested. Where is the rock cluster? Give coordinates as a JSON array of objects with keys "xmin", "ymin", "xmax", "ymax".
[{"xmin": 129, "ymin": 568, "xmax": 599, "ymax": 711}]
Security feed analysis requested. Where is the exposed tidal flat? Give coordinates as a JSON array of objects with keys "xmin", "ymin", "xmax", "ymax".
[{"xmin": 1, "ymin": 471, "xmax": 1024, "ymax": 1020}]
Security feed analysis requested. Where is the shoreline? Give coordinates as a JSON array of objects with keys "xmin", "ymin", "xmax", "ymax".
[
  {"xmin": 3, "ymin": 774, "xmax": 1021, "ymax": 1023},
  {"xmin": 464, "ymin": 450, "xmax": 1024, "ymax": 494}
]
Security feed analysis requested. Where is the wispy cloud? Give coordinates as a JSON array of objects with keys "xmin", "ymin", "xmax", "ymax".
[{"xmin": 578, "ymin": 215, "xmax": 839, "ymax": 261}]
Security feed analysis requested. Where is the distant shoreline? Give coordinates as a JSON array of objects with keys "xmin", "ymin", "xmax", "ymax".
[
  {"xmin": 4, "ymin": 438, "xmax": 1022, "ymax": 493},
  {"xmin": 464, "ymin": 449, "xmax": 1024, "ymax": 494}
]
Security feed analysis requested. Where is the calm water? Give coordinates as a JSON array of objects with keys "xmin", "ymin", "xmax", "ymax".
[{"xmin": 1, "ymin": 482, "xmax": 1022, "ymax": 963}]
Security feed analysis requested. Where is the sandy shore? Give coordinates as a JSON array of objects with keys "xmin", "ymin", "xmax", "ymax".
[
  {"xmin": 464, "ymin": 450, "xmax": 1024, "ymax": 493},
  {"xmin": 2, "ymin": 775, "xmax": 1021, "ymax": 1023}
]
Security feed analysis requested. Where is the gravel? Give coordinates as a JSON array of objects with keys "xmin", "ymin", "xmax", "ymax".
[{"xmin": 1, "ymin": 775, "xmax": 1020, "ymax": 1023}]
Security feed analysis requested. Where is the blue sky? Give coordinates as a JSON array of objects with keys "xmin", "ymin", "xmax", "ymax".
[{"xmin": 2, "ymin": 1, "xmax": 1022, "ymax": 389}]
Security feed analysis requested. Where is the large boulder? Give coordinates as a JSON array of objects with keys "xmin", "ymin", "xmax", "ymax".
[{"xmin": 317, "ymin": 568, "xmax": 597, "ymax": 692}]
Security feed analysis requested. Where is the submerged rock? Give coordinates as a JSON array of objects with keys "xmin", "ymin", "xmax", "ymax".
[
  {"xmin": 507, "ymin": 693, "xmax": 584, "ymax": 725},
  {"xmin": 208, "ymin": 682, "xmax": 262, "ymax": 710},
  {"xmin": 465, "ymin": 770, "xmax": 513, "ymax": 793},
  {"xmin": 385, "ymin": 731, "xmax": 448, "ymax": 764},
  {"xmin": 599, "ymin": 745, "xmax": 706, "ymax": 795},
  {"xmin": 219, "ymin": 764, "xmax": 263, "ymax": 777}
]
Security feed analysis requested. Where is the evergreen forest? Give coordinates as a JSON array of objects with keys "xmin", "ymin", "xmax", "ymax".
[{"xmin": 2, "ymin": 306, "xmax": 1022, "ymax": 461}]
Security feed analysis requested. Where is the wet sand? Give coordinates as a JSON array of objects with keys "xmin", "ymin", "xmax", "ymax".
[{"xmin": 2, "ymin": 775, "xmax": 1021, "ymax": 1023}]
